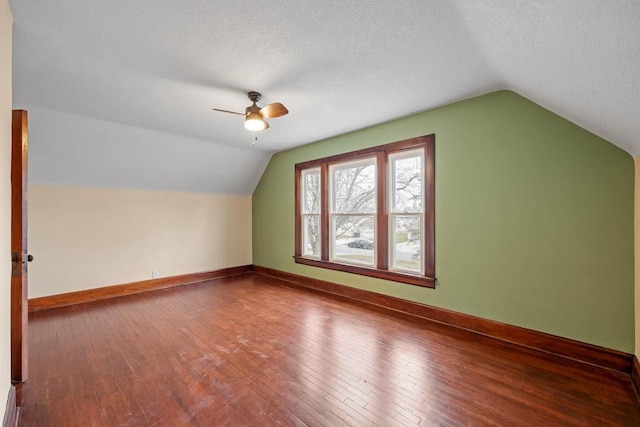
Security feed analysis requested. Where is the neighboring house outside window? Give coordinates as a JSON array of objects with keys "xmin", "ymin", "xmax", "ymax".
[{"xmin": 294, "ymin": 135, "xmax": 435, "ymax": 288}]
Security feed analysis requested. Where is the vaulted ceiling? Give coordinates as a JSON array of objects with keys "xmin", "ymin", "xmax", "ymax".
[{"xmin": 10, "ymin": 1, "xmax": 640, "ymax": 194}]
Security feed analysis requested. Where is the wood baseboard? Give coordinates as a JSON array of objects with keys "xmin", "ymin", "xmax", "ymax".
[
  {"xmin": 2, "ymin": 386, "xmax": 17, "ymax": 427},
  {"xmin": 253, "ymin": 265, "xmax": 633, "ymax": 374},
  {"xmin": 29, "ymin": 265, "xmax": 253, "ymax": 312},
  {"xmin": 631, "ymin": 356, "xmax": 640, "ymax": 400}
]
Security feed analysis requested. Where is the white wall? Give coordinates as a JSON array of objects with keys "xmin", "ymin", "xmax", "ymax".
[
  {"xmin": 0, "ymin": 0, "xmax": 12, "ymax": 403},
  {"xmin": 28, "ymin": 185, "xmax": 252, "ymax": 298}
]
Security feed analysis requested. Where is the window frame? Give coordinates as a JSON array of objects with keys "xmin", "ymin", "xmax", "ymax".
[
  {"xmin": 294, "ymin": 135, "xmax": 435, "ymax": 288},
  {"xmin": 300, "ymin": 167, "xmax": 322, "ymax": 258},
  {"xmin": 388, "ymin": 148, "xmax": 425, "ymax": 275},
  {"xmin": 329, "ymin": 156, "xmax": 378, "ymax": 267}
]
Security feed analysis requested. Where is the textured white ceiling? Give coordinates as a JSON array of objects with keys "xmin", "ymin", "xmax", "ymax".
[{"xmin": 9, "ymin": 0, "xmax": 640, "ymax": 193}]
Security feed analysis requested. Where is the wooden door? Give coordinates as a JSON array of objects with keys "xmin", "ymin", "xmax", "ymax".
[{"xmin": 11, "ymin": 110, "xmax": 29, "ymax": 383}]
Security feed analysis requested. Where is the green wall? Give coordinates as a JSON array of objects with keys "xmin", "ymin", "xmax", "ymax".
[{"xmin": 252, "ymin": 90, "xmax": 634, "ymax": 353}]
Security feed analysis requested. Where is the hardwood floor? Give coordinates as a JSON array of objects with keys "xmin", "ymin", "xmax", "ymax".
[{"xmin": 19, "ymin": 273, "xmax": 640, "ymax": 426}]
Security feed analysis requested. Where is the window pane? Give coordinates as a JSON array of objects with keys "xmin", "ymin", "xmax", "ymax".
[
  {"xmin": 303, "ymin": 215, "xmax": 320, "ymax": 257},
  {"xmin": 391, "ymin": 215, "xmax": 422, "ymax": 273},
  {"xmin": 331, "ymin": 160, "xmax": 376, "ymax": 214},
  {"xmin": 302, "ymin": 168, "xmax": 320, "ymax": 214},
  {"xmin": 332, "ymin": 215, "xmax": 375, "ymax": 266},
  {"xmin": 392, "ymin": 151, "xmax": 423, "ymax": 213}
]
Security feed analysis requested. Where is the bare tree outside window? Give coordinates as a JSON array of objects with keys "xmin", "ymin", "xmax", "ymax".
[
  {"xmin": 331, "ymin": 160, "xmax": 376, "ymax": 265},
  {"xmin": 393, "ymin": 155, "xmax": 422, "ymax": 213},
  {"xmin": 390, "ymin": 151, "xmax": 424, "ymax": 272},
  {"xmin": 302, "ymin": 169, "xmax": 321, "ymax": 257}
]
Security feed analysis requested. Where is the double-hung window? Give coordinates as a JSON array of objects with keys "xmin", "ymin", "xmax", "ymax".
[
  {"xmin": 295, "ymin": 135, "xmax": 435, "ymax": 288},
  {"xmin": 301, "ymin": 168, "xmax": 321, "ymax": 258},
  {"xmin": 330, "ymin": 157, "xmax": 377, "ymax": 266}
]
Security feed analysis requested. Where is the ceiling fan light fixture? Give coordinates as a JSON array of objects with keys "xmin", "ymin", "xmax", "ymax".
[
  {"xmin": 213, "ymin": 91, "xmax": 284, "ymax": 136},
  {"xmin": 245, "ymin": 112, "xmax": 267, "ymax": 131}
]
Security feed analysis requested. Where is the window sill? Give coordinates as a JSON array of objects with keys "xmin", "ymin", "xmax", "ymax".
[{"xmin": 294, "ymin": 256, "xmax": 435, "ymax": 288}]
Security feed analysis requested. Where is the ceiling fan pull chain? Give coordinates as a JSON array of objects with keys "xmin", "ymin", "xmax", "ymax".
[{"xmin": 252, "ymin": 132, "xmax": 257, "ymax": 146}]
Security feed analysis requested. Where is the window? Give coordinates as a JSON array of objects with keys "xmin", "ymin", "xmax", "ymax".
[
  {"xmin": 301, "ymin": 168, "xmax": 321, "ymax": 258},
  {"xmin": 331, "ymin": 158, "xmax": 377, "ymax": 266},
  {"xmin": 295, "ymin": 135, "xmax": 435, "ymax": 288}
]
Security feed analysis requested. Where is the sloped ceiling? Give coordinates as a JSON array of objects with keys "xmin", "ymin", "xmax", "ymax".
[{"xmin": 10, "ymin": 0, "xmax": 640, "ymax": 194}]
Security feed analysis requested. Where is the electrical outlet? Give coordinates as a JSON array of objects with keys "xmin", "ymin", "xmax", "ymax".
[{"xmin": 152, "ymin": 270, "xmax": 159, "ymax": 279}]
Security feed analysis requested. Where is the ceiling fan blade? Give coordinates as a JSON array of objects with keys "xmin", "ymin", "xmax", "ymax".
[
  {"xmin": 212, "ymin": 108, "xmax": 245, "ymax": 116},
  {"xmin": 263, "ymin": 120, "xmax": 270, "ymax": 130},
  {"xmin": 260, "ymin": 102, "xmax": 288, "ymax": 119}
]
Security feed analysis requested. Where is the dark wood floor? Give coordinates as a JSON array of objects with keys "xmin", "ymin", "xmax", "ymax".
[{"xmin": 18, "ymin": 273, "xmax": 640, "ymax": 426}]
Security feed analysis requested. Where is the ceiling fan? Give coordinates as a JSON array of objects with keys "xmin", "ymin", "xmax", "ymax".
[{"xmin": 213, "ymin": 91, "xmax": 288, "ymax": 132}]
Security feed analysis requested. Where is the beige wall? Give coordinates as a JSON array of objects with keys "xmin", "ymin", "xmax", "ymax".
[
  {"xmin": 28, "ymin": 185, "xmax": 252, "ymax": 298},
  {"xmin": 636, "ymin": 156, "xmax": 640, "ymax": 355},
  {"xmin": 0, "ymin": 0, "xmax": 12, "ymax": 402}
]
